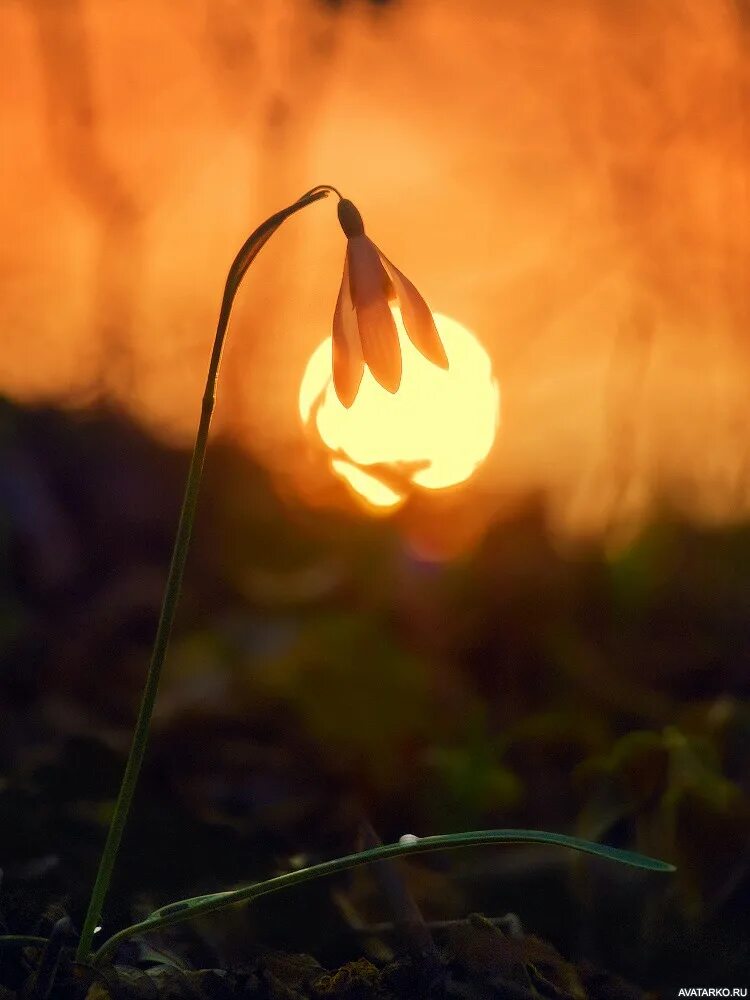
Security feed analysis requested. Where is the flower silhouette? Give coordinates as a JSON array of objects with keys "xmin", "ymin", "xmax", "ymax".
[{"xmin": 332, "ymin": 199, "xmax": 449, "ymax": 407}]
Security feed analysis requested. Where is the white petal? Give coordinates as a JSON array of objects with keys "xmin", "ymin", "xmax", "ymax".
[
  {"xmin": 379, "ymin": 252, "xmax": 448, "ymax": 370},
  {"xmin": 332, "ymin": 253, "xmax": 364, "ymax": 408},
  {"xmin": 347, "ymin": 236, "xmax": 401, "ymax": 393}
]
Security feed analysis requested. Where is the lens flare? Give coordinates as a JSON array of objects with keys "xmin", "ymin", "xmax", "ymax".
[{"xmin": 299, "ymin": 310, "xmax": 499, "ymax": 511}]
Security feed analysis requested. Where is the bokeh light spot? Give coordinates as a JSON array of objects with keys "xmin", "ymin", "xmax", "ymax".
[{"xmin": 299, "ymin": 310, "xmax": 500, "ymax": 510}]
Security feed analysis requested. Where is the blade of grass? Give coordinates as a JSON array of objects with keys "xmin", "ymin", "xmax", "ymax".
[
  {"xmin": 0, "ymin": 936, "xmax": 50, "ymax": 948},
  {"xmin": 91, "ymin": 828, "xmax": 674, "ymax": 966}
]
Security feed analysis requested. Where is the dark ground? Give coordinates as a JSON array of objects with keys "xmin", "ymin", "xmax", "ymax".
[{"xmin": 1, "ymin": 399, "xmax": 749, "ymax": 998}]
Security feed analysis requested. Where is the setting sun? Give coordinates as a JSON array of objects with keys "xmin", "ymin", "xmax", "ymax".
[{"xmin": 299, "ymin": 310, "xmax": 499, "ymax": 511}]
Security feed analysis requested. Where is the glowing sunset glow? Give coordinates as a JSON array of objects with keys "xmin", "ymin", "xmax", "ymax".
[
  {"xmin": 330, "ymin": 459, "xmax": 403, "ymax": 511},
  {"xmin": 5, "ymin": 1, "xmax": 748, "ymax": 536},
  {"xmin": 299, "ymin": 310, "xmax": 499, "ymax": 510}
]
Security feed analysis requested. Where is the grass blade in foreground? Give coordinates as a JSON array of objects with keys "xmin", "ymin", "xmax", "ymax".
[{"xmin": 91, "ymin": 828, "xmax": 674, "ymax": 965}]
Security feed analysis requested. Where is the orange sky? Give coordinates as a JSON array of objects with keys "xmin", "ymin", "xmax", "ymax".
[{"xmin": 2, "ymin": 0, "xmax": 748, "ymax": 540}]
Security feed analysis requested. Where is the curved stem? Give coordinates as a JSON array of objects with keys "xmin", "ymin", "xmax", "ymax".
[
  {"xmin": 300, "ymin": 183, "xmax": 345, "ymax": 201},
  {"xmin": 75, "ymin": 186, "xmax": 334, "ymax": 962}
]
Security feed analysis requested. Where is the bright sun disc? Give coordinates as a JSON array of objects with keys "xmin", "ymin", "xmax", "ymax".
[{"xmin": 299, "ymin": 310, "xmax": 500, "ymax": 511}]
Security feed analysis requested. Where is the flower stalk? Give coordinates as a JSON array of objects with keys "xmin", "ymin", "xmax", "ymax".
[{"xmin": 75, "ymin": 185, "xmax": 336, "ymax": 962}]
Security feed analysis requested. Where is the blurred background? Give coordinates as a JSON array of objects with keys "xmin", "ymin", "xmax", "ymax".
[{"xmin": 1, "ymin": 0, "xmax": 749, "ymax": 995}]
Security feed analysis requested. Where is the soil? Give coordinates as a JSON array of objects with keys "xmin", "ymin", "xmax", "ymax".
[
  {"xmin": 3, "ymin": 400, "xmax": 749, "ymax": 997},
  {"xmin": 3, "ymin": 915, "xmax": 651, "ymax": 1000}
]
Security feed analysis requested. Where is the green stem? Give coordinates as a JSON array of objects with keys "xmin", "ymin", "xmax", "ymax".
[
  {"xmin": 90, "ymin": 829, "xmax": 674, "ymax": 967},
  {"xmin": 75, "ymin": 186, "xmax": 335, "ymax": 962},
  {"xmin": 0, "ymin": 936, "xmax": 50, "ymax": 949}
]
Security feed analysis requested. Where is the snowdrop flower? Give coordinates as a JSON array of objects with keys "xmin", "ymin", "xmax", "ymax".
[{"xmin": 332, "ymin": 199, "xmax": 449, "ymax": 407}]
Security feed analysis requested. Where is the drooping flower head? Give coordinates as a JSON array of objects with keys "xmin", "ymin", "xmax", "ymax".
[{"xmin": 332, "ymin": 199, "xmax": 449, "ymax": 408}]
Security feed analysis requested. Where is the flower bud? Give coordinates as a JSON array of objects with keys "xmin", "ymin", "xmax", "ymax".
[{"xmin": 337, "ymin": 199, "xmax": 365, "ymax": 239}]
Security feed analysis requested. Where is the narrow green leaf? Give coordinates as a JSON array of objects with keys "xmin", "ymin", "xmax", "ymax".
[
  {"xmin": 0, "ymin": 935, "xmax": 50, "ymax": 949},
  {"xmin": 92, "ymin": 828, "xmax": 673, "ymax": 965}
]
